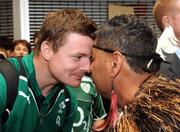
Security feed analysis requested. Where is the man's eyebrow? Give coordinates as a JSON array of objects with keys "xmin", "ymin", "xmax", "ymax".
[{"xmin": 72, "ymin": 52, "xmax": 90, "ymax": 57}]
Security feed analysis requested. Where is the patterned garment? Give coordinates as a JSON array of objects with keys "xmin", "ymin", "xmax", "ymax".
[{"xmin": 106, "ymin": 74, "xmax": 180, "ymax": 132}]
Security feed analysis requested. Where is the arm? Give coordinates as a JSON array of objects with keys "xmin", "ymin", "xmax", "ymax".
[
  {"xmin": 92, "ymin": 118, "xmax": 107, "ymax": 131},
  {"xmin": 92, "ymin": 94, "xmax": 107, "ymax": 131}
]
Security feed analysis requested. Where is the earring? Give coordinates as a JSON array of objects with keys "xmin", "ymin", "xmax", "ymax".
[{"xmin": 107, "ymin": 79, "xmax": 119, "ymax": 128}]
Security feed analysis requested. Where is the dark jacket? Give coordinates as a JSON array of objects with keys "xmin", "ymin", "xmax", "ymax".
[{"xmin": 159, "ymin": 50, "xmax": 180, "ymax": 78}]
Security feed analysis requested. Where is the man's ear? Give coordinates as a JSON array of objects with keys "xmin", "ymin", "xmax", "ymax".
[
  {"xmin": 162, "ymin": 16, "xmax": 169, "ymax": 28},
  {"xmin": 111, "ymin": 51, "xmax": 123, "ymax": 78},
  {"xmin": 40, "ymin": 41, "xmax": 53, "ymax": 61}
]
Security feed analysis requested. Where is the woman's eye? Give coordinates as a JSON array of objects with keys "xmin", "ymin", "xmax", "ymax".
[{"xmin": 90, "ymin": 56, "xmax": 94, "ymax": 63}]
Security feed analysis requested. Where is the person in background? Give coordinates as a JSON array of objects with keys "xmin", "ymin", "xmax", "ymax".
[
  {"xmin": 0, "ymin": 36, "xmax": 13, "ymax": 58},
  {"xmin": 67, "ymin": 75, "xmax": 107, "ymax": 132},
  {"xmin": 153, "ymin": 0, "xmax": 180, "ymax": 78},
  {"xmin": 12, "ymin": 39, "xmax": 31, "ymax": 57},
  {"xmin": 0, "ymin": 9, "xmax": 97, "ymax": 132},
  {"xmin": 90, "ymin": 15, "xmax": 180, "ymax": 131}
]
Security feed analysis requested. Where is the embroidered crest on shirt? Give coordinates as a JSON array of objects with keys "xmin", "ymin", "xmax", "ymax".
[{"xmin": 81, "ymin": 83, "xmax": 90, "ymax": 93}]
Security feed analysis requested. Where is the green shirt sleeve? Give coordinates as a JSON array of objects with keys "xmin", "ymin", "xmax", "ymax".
[
  {"xmin": 93, "ymin": 93, "xmax": 107, "ymax": 120},
  {"xmin": 0, "ymin": 74, "xmax": 7, "ymax": 117}
]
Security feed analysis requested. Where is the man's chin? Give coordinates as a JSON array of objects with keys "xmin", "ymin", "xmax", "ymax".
[{"xmin": 68, "ymin": 81, "xmax": 81, "ymax": 88}]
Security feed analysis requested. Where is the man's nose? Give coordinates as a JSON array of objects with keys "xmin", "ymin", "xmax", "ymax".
[{"xmin": 81, "ymin": 59, "xmax": 91, "ymax": 73}]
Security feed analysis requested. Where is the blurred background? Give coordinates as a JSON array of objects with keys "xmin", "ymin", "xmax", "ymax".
[{"xmin": 0, "ymin": 0, "xmax": 159, "ymax": 48}]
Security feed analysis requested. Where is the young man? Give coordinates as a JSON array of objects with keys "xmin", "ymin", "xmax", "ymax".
[
  {"xmin": 153, "ymin": 0, "xmax": 180, "ymax": 78},
  {"xmin": 67, "ymin": 76, "xmax": 107, "ymax": 132},
  {"xmin": 90, "ymin": 15, "xmax": 180, "ymax": 131},
  {"xmin": 0, "ymin": 9, "xmax": 97, "ymax": 132}
]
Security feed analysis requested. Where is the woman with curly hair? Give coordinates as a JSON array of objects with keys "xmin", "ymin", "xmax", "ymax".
[{"xmin": 91, "ymin": 15, "xmax": 180, "ymax": 132}]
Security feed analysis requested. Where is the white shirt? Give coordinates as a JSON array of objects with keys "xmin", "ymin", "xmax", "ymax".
[{"xmin": 156, "ymin": 25, "xmax": 180, "ymax": 60}]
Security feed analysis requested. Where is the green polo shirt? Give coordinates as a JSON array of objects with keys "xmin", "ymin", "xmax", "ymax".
[
  {"xmin": 0, "ymin": 52, "xmax": 77, "ymax": 132},
  {"xmin": 67, "ymin": 76, "xmax": 107, "ymax": 132}
]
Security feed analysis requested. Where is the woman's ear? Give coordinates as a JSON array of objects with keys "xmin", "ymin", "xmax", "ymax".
[
  {"xmin": 111, "ymin": 51, "xmax": 123, "ymax": 78},
  {"xmin": 40, "ymin": 41, "xmax": 53, "ymax": 61}
]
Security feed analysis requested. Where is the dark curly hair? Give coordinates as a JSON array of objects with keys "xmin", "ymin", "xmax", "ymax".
[{"xmin": 95, "ymin": 15, "xmax": 162, "ymax": 74}]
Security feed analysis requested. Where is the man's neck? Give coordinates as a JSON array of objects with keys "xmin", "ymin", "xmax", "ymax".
[{"xmin": 33, "ymin": 55, "xmax": 58, "ymax": 96}]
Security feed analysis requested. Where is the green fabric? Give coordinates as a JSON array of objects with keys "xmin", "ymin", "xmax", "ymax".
[
  {"xmin": 0, "ymin": 52, "xmax": 77, "ymax": 132},
  {"xmin": 67, "ymin": 76, "xmax": 107, "ymax": 132}
]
